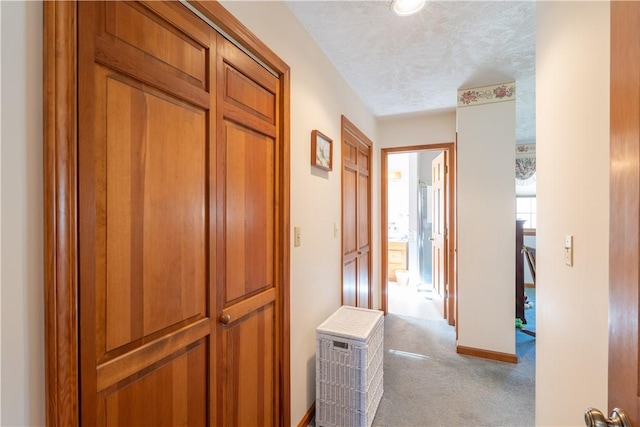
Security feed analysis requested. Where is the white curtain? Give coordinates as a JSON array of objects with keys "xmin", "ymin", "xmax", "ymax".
[{"xmin": 516, "ymin": 144, "xmax": 536, "ymax": 194}]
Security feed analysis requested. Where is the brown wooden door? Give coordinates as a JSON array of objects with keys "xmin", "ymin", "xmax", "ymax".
[
  {"xmin": 78, "ymin": 3, "xmax": 213, "ymax": 424},
  {"xmin": 342, "ymin": 116, "xmax": 372, "ymax": 309},
  {"xmin": 606, "ymin": 1, "xmax": 640, "ymax": 425},
  {"xmin": 76, "ymin": 2, "xmax": 283, "ymax": 425},
  {"xmin": 215, "ymin": 34, "xmax": 281, "ymax": 426},
  {"xmin": 431, "ymin": 152, "xmax": 448, "ymax": 319}
]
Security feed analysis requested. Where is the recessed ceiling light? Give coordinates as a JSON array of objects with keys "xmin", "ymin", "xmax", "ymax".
[{"xmin": 392, "ymin": 0, "xmax": 426, "ymax": 16}]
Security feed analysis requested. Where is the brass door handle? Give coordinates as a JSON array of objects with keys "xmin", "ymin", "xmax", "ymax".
[
  {"xmin": 585, "ymin": 407, "xmax": 631, "ymax": 427},
  {"xmin": 220, "ymin": 314, "xmax": 231, "ymax": 325}
]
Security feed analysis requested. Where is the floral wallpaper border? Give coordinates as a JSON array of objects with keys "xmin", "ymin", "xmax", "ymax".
[
  {"xmin": 457, "ymin": 82, "xmax": 516, "ymax": 107},
  {"xmin": 516, "ymin": 143, "xmax": 535, "ymax": 158}
]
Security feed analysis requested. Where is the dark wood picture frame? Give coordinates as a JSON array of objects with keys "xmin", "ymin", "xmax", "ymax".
[{"xmin": 311, "ymin": 129, "xmax": 333, "ymax": 171}]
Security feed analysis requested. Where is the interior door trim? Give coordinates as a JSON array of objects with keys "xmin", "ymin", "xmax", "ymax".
[
  {"xmin": 380, "ymin": 143, "xmax": 456, "ymax": 328},
  {"xmin": 43, "ymin": 2, "xmax": 291, "ymax": 426}
]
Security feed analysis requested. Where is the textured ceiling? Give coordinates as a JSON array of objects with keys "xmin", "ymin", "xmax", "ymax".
[{"xmin": 285, "ymin": 1, "xmax": 536, "ymax": 142}]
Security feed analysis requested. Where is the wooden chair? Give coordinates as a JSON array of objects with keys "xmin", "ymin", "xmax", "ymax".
[{"xmin": 522, "ymin": 245, "xmax": 536, "ymax": 285}]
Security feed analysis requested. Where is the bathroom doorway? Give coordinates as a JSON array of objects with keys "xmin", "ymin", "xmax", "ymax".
[{"xmin": 381, "ymin": 143, "xmax": 456, "ymax": 325}]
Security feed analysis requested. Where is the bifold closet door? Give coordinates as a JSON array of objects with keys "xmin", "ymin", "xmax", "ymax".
[{"xmin": 77, "ymin": 2, "xmax": 280, "ymax": 425}]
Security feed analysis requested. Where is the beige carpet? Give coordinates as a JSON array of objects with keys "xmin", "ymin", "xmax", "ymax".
[
  {"xmin": 387, "ymin": 281, "xmax": 442, "ymax": 321},
  {"xmin": 371, "ymin": 314, "xmax": 535, "ymax": 426}
]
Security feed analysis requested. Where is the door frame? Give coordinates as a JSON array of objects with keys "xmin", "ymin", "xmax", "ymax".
[
  {"xmin": 380, "ymin": 143, "xmax": 456, "ymax": 327},
  {"xmin": 43, "ymin": 2, "xmax": 291, "ymax": 425}
]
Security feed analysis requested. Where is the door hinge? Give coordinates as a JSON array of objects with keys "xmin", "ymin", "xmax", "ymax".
[
  {"xmin": 444, "ymin": 165, "xmax": 448, "ymax": 174},
  {"xmin": 444, "ymin": 290, "xmax": 449, "ymax": 298}
]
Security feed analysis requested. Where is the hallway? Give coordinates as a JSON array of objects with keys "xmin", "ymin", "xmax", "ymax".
[{"xmin": 372, "ymin": 314, "xmax": 535, "ymax": 426}]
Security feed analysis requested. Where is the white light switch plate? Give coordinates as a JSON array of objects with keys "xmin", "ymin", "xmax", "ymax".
[
  {"xmin": 294, "ymin": 226, "xmax": 301, "ymax": 247},
  {"xmin": 565, "ymin": 235, "xmax": 573, "ymax": 266}
]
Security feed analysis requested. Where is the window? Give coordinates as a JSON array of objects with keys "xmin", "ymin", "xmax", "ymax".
[{"xmin": 517, "ymin": 197, "xmax": 536, "ymax": 229}]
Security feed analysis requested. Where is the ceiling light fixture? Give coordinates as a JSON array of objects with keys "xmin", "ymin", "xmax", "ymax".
[{"xmin": 391, "ymin": 0, "xmax": 426, "ymax": 16}]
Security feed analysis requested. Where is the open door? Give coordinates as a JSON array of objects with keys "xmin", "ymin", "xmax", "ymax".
[
  {"xmin": 586, "ymin": 2, "xmax": 640, "ymax": 426},
  {"xmin": 431, "ymin": 152, "xmax": 448, "ymax": 319}
]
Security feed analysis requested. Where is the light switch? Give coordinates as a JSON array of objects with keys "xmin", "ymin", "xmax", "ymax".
[
  {"xmin": 294, "ymin": 226, "xmax": 301, "ymax": 247},
  {"xmin": 564, "ymin": 235, "xmax": 573, "ymax": 266}
]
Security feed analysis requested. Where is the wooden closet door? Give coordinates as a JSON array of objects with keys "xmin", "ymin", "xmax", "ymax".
[
  {"xmin": 342, "ymin": 116, "xmax": 372, "ymax": 309},
  {"xmin": 214, "ymin": 35, "xmax": 281, "ymax": 426},
  {"xmin": 47, "ymin": 1, "xmax": 290, "ymax": 425},
  {"xmin": 79, "ymin": 2, "xmax": 215, "ymax": 424}
]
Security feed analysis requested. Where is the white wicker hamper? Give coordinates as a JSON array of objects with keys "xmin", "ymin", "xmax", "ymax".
[{"xmin": 316, "ymin": 306, "xmax": 384, "ymax": 427}]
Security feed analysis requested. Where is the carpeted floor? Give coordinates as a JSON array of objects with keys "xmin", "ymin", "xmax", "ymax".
[
  {"xmin": 371, "ymin": 313, "xmax": 535, "ymax": 426},
  {"xmin": 388, "ymin": 281, "xmax": 442, "ymax": 321},
  {"xmin": 311, "ymin": 291, "xmax": 536, "ymax": 427}
]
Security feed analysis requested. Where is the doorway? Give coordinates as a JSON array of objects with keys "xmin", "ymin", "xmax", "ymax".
[{"xmin": 381, "ymin": 143, "xmax": 456, "ymax": 327}]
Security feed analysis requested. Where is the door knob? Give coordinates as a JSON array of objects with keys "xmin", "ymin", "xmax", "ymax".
[
  {"xmin": 219, "ymin": 314, "xmax": 231, "ymax": 325},
  {"xmin": 429, "ymin": 237, "xmax": 435, "ymax": 241},
  {"xmin": 585, "ymin": 407, "xmax": 631, "ymax": 427}
]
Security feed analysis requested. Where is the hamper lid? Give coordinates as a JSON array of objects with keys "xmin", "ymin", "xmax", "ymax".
[{"xmin": 316, "ymin": 306, "xmax": 383, "ymax": 341}]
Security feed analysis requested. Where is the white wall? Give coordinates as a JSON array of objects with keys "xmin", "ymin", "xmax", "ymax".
[
  {"xmin": 536, "ymin": 2, "xmax": 610, "ymax": 425},
  {"xmin": 457, "ymin": 98, "xmax": 516, "ymax": 356},
  {"xmin": 377, "ymin": 111, "xmax": 457, "ymax": 149},
  {"xmin": 0, "ymin": 1, "xmax": 45, "ymax": 426},
  {"xmin": 219, "ymin": 2, "xmax": 377, "ymax": 423}
]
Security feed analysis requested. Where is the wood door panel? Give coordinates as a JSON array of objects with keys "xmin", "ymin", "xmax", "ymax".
[
  {"xmin": 219, "ymin": 38, "xmax": 279, "ymax": 111},
  {"xmin": 94, "ymin": 35, "xmax": 210, "ymax": 110},
  {"xmin": 223, "ymin": 121, "xmax": 275, "ymax": 303},
  {"xmin": 609, "ymin": 2, "xmax": 640, "ymax": 422},
  {"xmin": 97, "ymin": 319, "xmax": 210, "ymax": 392},
  {"xmin": 102, "ymin": 72, "xmax": 207, "ymax": 353},
  {"xmin": 222, "ymin": 304, "xmax": 276, "ymax": 426},
  {"xmin": 357, "ymin": 254, "xmax": 369, "ymax": 308},
  {"xmin": 79, "ymin": 2, "xmax": 215, "ymax": 424},
  {"xmin": 343, "ymin": 168, "xmax": 357, "ymax": 255},
  {"xmin": 358, "ymin": 171, "xmax": 369, "ymax": 248},
  {"xmin": 105, "ymin": 2, "xmax": 208, "ymax": 89},
  {"xmin": 101, "ymin": 340, "xmax": 207, "ymax": 427},
  {"xmin": 343, "ymin": 260, "xmax": 357, "ymax": 307},
  {"xmin": 357, "ymin": 149, "xmax": 369, "ymax": 173},
  {"xmin": 343, "ymin": 142, "xmax": 357, "ymax": 164},
  {"xmin": 224, "ymin": 65, "xmax": 276, "ymax": 124},
  {"xmin": 215, "ymin": 33, "xmax": 283, "ymax": 425}
]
